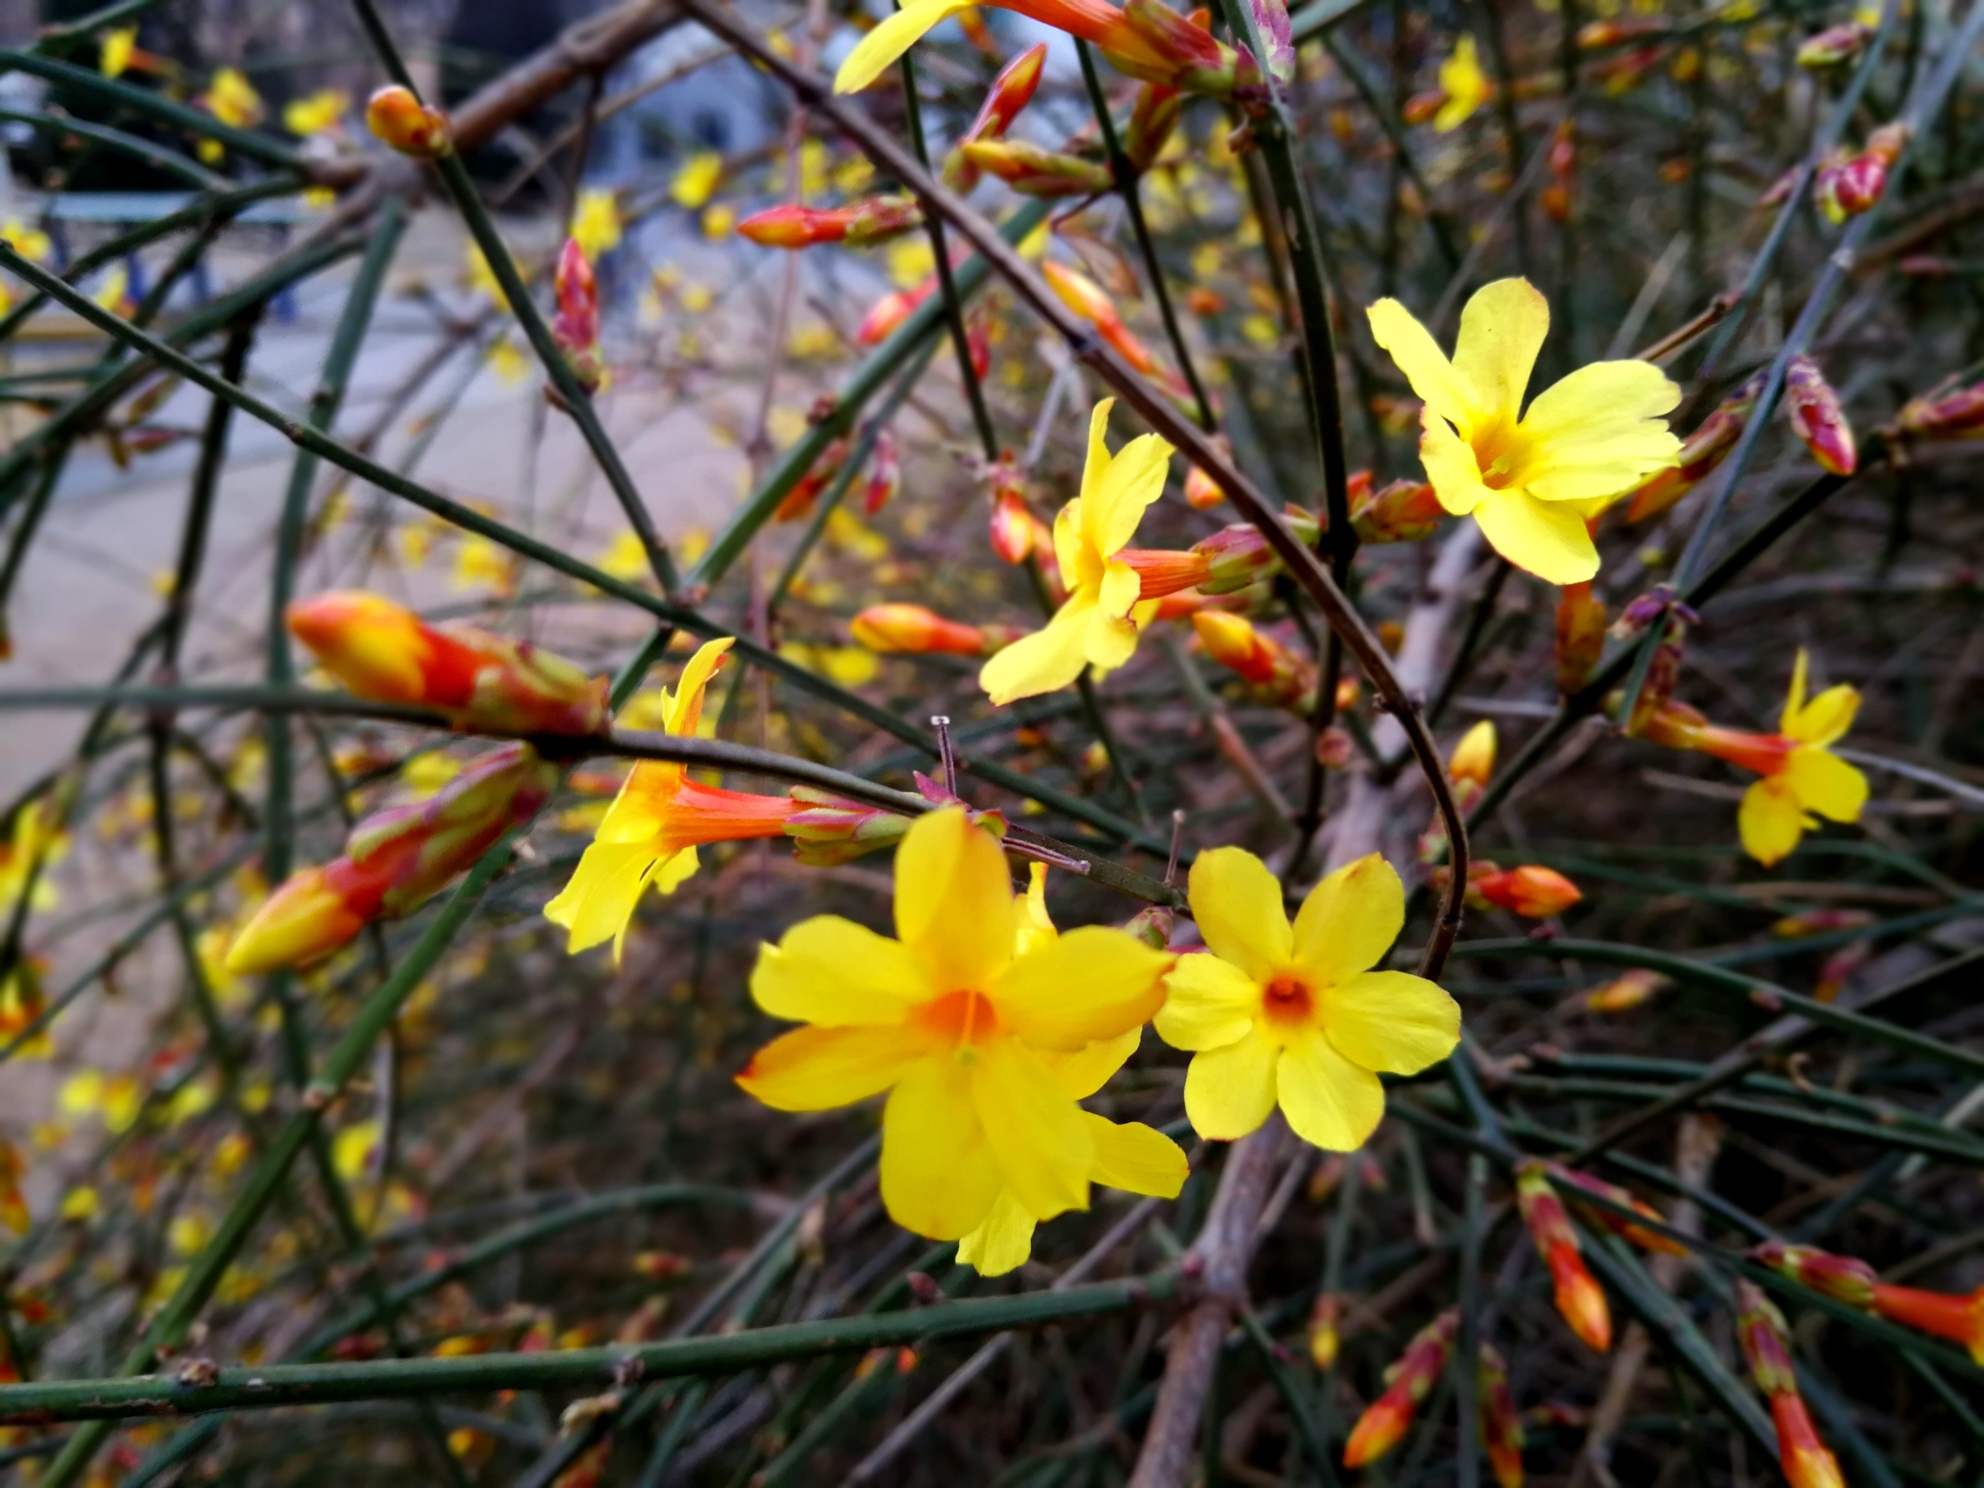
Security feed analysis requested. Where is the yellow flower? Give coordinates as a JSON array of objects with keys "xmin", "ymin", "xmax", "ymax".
[
  {"xmin": 1, "ymin": 218, "xmax": 52, "ymax": 265},
  {"xmin": 570, "ymin": 189, "xmax": 623, "ymax": 258},
  {"xmin": 671, "ymin": 151, "xmax": 724, "ymax": 209},
  {"xmin": 1434, "ymin": 35, "xmax": 1494, "ymax": 132},
  {"xmin": 1736, "ymin": 650, "xmax": 1869, "ymax": 867},
  {"xmin": 1155, "ymin": 850, "xmax": 1460, "ymax": 1150},
  {"xmin": 956, "ymin": 865, "xmax": 1187, "ymax": 1274},
  {"xmin": 597, "ymin": 531, "xmax": 649, "ymax": 582},
  {"xmin": 979, "ymin": 399, "xmax": 1171, "ymax": 704},
  {"xmin": 99, "ymin": 26, "xmax": 136, "ymax": 78},
  {"xmin": 452, "ymin": 535, "xmax": 515, "ymax": 595},
  {"xmin": 201, "ymin": 67, "xmax": 265, "ymax": 129},
  {"xmin": 738, "ymin": 808, "xmax": 1177, "ymax": 1245},
  {"xmin": 283, "ymin": 88, "xmax": 348, "ymax": 137},
  {"xmin": 547, "ymin": 639, "xmax": 799, "ymax": 959},
  {"xmin": 0, "ymin": 799, "xmax": 66, "ymax": 913},
  {"xmin": 1367, "ymin": 279, "xmax": 1680, "ymax": 584},
  {"xmin": 701, "ymin": 203, "xmax": 736, "ymax": 239}
]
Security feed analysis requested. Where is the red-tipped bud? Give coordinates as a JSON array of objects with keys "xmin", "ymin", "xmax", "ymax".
[
  {"xmin": 987, "ymin": 464, "xmax": 1036, "ymax": 565},
  {"xmin": 365, "ymin": 85, "xmax": 450, "ymax": 157},
  {"xmin": 1183, "ymin": 436, "xmax": 1234, "ymax": 510},
  {"xmin": 1772, "ymin": 1393, "xmax": 1848, "ymax": 1488},
  {"xmin": 1402, "ymin": 90, "xmax": 1445, "ymax": 125},
  {"xmin": 1517, "ymin": 1160, "xmax": 1611, "ymax": 1352},
  {"xmin": 1447, "ymin": 719, "xmax": 1496, "ymax": 788},
  {"xmin": 1342, "ymin": 1310, "xmax": 1459, "ymax": 1467},
  {"xmin": 1308, "ymin": 1293, "xmax": 1342, "ymax": 1370},
  {"xmin": 1796, "ymin": 21, "xmax": 1871, "ymax": 67},
  {"xmin": 1190, "ymin": 507, "xmax": 1321, "ymax": 593},
  {"xmin": 1896, "ymin": 381, "xmax": 1984, "ymax": 442},
  {"xmin": 1584, "ymin": 968, "xmax": 1669, "ymax": 1012},
  {"xmin": 227, "ymin": 744, "xmax": 558, "ymax": 974},
  {"xmin": 288, "ymin": 591, "xmax": 608, "ymax": 737},
  {"xmin": 775, "ymin": 438, "xmax": 851, "ymax": 522},
  {"xmin": 1625, "ymin": 370, "xmax": 1764, "ymax": 522},
  {"xmin": 552, "ymin": 238, "xmax": 604, "ymax": 394},
  {"xmin": 1126, "ymin": 80, "xmax": 1186, "ymax": 172},
  {"xmin": 1119, "ymin": 547, "xmax": 1214, "ymax": 599},
  {"xmin": 962, "ymin": 141, "xmax": 1113, "ymax": 198},
  {"xmin": 864, "ymin": 429, "xmax": 900, "ymax": 516},
  {"xmin": 739, "ymin": 196, "xmax": 923, "ymax": 248},
  {"xmin": 1752, "ymin": 1242, "xmax": 1879, "ymax": 1309},
  {"xmin": 1120, "ymin": 0, "xmax": 1247, "ymax": 95},
  {"xmin": 1352, "ymin": 477, "xmax": 1443, "ymax": 543},
  {"xmin": 1478, "ymin": 1344, "xmax": 1526, "ymax": 1488},
  {"xmin": 1552, "ymin": 1165, "xmax": 1685, "ymax": 1255},
  {"xmin": 1554, "ymin": 581, "xmax": 1606, "ymax": 696},
  {"xmin": 945, "ymin": 43, "xmax": 1047, "ymax": 190},
  {"xmin": 1734, "ymin": 1280, "xmax": 1848, "ymax": 1488},
  {"xmin": 783, "ymin": 789, "xmax": 911, "ymax": 866},
  {"xmin": 851, "ymin": 603, "xmax": 999, "ymax": 656},
  {"xmin": 1044, "ymin": 259, "xmax": 1121, "ymax": 327},
  {"xmin": 856, "ymin": 279, "xmax": 936, "ymax": 346},
  {"xmin": 1784, "ymin": 355, "xmax": 1857, "ymax": 475},
  {"xmin": 1468, "ymin": 863, "xmax": 1582, "ymax": 919},
  {"xmin": 1193, "ymin": 611, "xmax": 1317, "ymax": 712},
  {"xmin": 1870, "ymin": 1280, "xmax": 1984, "ymax": 1362}
]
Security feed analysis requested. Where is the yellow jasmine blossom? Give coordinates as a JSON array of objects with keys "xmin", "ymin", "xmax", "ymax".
[
  {"xmin": 1367, "ymin": 278, "xmax": 1680, "ymax": 584},
  {"xmin": 701, "ymin": 204, "xmax": 736, "ymax": 239},
  {"xmin": 283, "ymin": 88, "xmax": 348, "ymax": 137},
  {"xmin": 571, "ymin": 188, "xmax": 623, "ymax": 259},
  {"xmin": 738, "ymin": 808, "xmax": 1176, "ymax": 1244},
  {"xmin": 1155, "ymin": 850, "xmax": 1460, "ymax": 1150},
  {"xmin": 547, "ymin": 639, "xmax": 800, "ymax": 959},
  {"xmin": 201, "ymin": 66, "xmax": 265, "ymax": 129},
  {"xmin": 100, "ymin": 26, "xmax": 137, "ymax": 78},
  {"xmin": 671, "ymin": 151, "xmax": 724, "ymax": 209},
  {"xmin": 1736, "ymin": 650, "xmax": 1869, "ymax": 867},
  {"xmin": 1434, "ymin": 35, "xmax": 1494, "ymax": 132},
  {"xmin": 451, "ymin": 535, "xmax": 516, "ymax": 596},
  {"xmin": 0, "ymin": 799, "xmax": 66, "ymax": 913},
  {"xmin": 959, "ymin": 865, "xmax": 1188, "ymax": 1274},
  {"xmin": 597, "ymin": 531, "xmax": 649, "ymax": 582},
  {"xmin": 980, "ymin": 399, "xmax": 1171, "ymax": 705}
]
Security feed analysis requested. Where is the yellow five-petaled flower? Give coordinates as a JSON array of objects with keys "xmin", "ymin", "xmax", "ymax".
[
  {"xmin": 1737, "ymin": 650, "xmax": 1869, "ymax": 868},
  {"xmin": 1368, "ymin": 278, "xmax": 1681, "ymax": 585},
  {"xmin": 980, "ymin": 398, "xmax": 1171, "ymax": 705},
  {"xmin": 736, "ymin": 808, "xmax": 1184, "ymax": 1263},
  {"xmin": 1155, "ymin": 849, "xmax": 1460, "ymax": 1150}
]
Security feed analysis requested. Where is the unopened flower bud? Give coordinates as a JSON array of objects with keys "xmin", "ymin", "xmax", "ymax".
[
  {"xmin": 963, "ymin": 140, "xmax": 1113, "ymax": 198},
  {"xmin": 1121, "ymin": 0, "xmax": 1245, "ymax": 96},
  {"xmin": 1626, "ymin": 371, "xmax": 1764, "ymax": 522},
  {"xmin": 1552, "ymin": 1164, "xmax": 1685, "ymax": 1255},
  {"xmin": 1895, "ymin": 381, "xmax": 1984, "ymax": 442},
  {"xmin": 1468, "ymin": 863, "xmax": 1582, "ymax": 918},
  {"xmin": 1122, "ymin": 902, "xmax": 1175, "ymax": 950},
  {"xmin": 364, "ymin": 84, "xmax": 450, "ymax": 157},
  {"xmin": 1517, "ymin": 1160, "xmax": 1611, "ymax": 1352},
  {"xmin": 1477, "ymin": 1344, "xmax": 1525, "ymax": 1488},
  {"xmin": 1555, "ymin": 580, "xmax": 1606, "ymax": 696},
  {"xmin": 1784, "ymin": 355, "xmax": 1857, "ymax": 476},
  {"xmin": 783, "ymin": 789, "xmax": 911, "ymax": 866},
  {"xmin": 1751, "ymin": 1242, "xmax": 1878, "ymax": 1309},
  {"xmin": 864, "ymin": 429, "xmax": 900, "ymax": 516},
  {"xmin": 945, "ymin": 43, "xmax": 1047, "ymax": 191},
  {"xmin": 1191, "ymin": 508, "xmax": 1319, "ymax": 593},
  {"xmin": 1352, "ymin": 477, "xmax": 1443, "ymax": 543},
  {"xmin": 1307, "ymin": 1293, "xmax": 1342, "ymax": 1369},
  {"xmin": 288, "ymin": 591, "xmax": 609, "ymax": 737},
  {"xmin": 1796, "ymin": 20, "xmax": 1871, "ymax": 67},
  {"xmin": 1735, "ymin": 1280, "xmax": 1848, "ymax": 1488},
  {"xmin": 739, "ymin": 196, "xmax": 923, "ymax": 248},
  {"xmin": 1578, "ymin": 17, "xmax": 1666, "ymax": 47},
  {"xmin": 775, "ymin": 438, "xmax": 851, "ymax": 522},
  {"xmin": 552, "ymin": 239, "xmax": 604, "ymax": 395},
  {"xmin": 1126, "ymin": 80, "xmax": 1186, "ymax": 172},
  {"xmin": 1447, "ymin": 720, "xmax": 1496, "ymax": 789},
  {"xmin": 856, "ymin": 279, "xmax": 935, "ymax": 346},
  {"xmin": 1193, "ymin": 611, "xmax": 1316, "ymax": 712},
  {"xmin": 1184, "ymin": 436, "xmax": 1234, "ymax": 510},
  {"xmin": 987, "ymin": 461, "xmax": 1036, "ymax": 565},
  {"xmin": 1584, "ymin": 967, "xmax": 1668, "ymax": 1012},
  {"xmin": 1342, "ymin": 1310, "xmax": 1458, "ymax": 1467},
  {"xmin": 851, "ymin": 603, "xmax": 999, "ymax": 657},
  {"xmin": 1043, "ymin": 260, "xmax": 1191, "ymax": 400}
]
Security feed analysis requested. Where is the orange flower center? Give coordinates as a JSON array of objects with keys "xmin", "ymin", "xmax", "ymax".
[
  {"xmin": 1260, "ymin": 972, "xmax": 1317, "ymax": 1030},
  {"xmin": 914, "ymin": 988, "xmax": 1004, "ymax": 1051},
  {"xmin": 1472, "ymin": 422, "xmax": 1525, "ymax": 490}
]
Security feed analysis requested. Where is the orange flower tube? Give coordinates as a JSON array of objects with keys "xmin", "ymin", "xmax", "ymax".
[
  {"xmin": 1516, "ymin": 1160, "xmax": 1611, "ymax": 1351},
  {"xmin": 1342, "ymin": 1309, "xmax": 1458, "ymax": 1467}
]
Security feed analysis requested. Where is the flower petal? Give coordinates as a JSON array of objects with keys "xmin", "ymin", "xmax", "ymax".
[
  {"xmin": 1052, "ymin": 501, "xmax": 1087, "ymax": 590},
  {"xmin": 1515, "ymin": 360, "xmax": 1681, "ymax": 504},
  {"xmin": 1183, "ymin": 1021, "xmax": 1282, "ymax": 1141},
  {"xmin": 544, "ymin": 842, "xmax": 654, "ymax": 956},
  {"xmin": 666, "ymin": 636, "xmax": 734, "ymax": 737},
  {"xmin": 1738, "ymin": 777, "xmax": 1806, "ymax": 867},
  {"xmin": 971, "ymin": 1036, "xmax": 1094, "ymax": 1221},
  {"xmin": 1291, "ymin": 852, "xmax": 1403, "ymax": 985},
  {"xmin": 1083, "ymin": 612, "xmax": 1142, "ymax": 675},
  {"xmin": 1789, "ymin": 684, "xmax": 1860, "ymax": 747},
  {"xmin": 1321, "ymin": 970, "xmax": 1460, "ymax": 1075},
  {"xmin": 1452, "ymin": 278, "xmax": 1549, "ymax": 430},
  {"xmin": 833, "ymin": 0, "xmax": 974, "ymax": 93},
  {"xmin": 751, "ymin": 915, "xmax": 931, "ymax": 1025},
  {"xmin": 1154, "ymin": 952, "xmax": 1259, "ymax": 1051},
  {"xmin": 1187, "ymin": 845, "xmax": 1293, "ymax": 980},
  {"xmin": 1083, "ymin": 1112, "xmax": 1188, "ymax": 1197},
  {"xmin": 994, "ymin": 925, "xmax": 1171, "ymax": 1050},
  {"xmin": 736, "ymin": 1025, "xmax": 926, "ymax": 1111},
  {"xmin": 1367, "ymin": 298, "xmax": 1476, "ymax": 429},
  {"xmin": 1471, "ymin": 489, "xmax": 1600, "ymax": 584},
  {"xmin": 1081, "ymin": 401, "xmax": 1172, "ymax": 558},
  {"xmin": 880, "ymin": 1057, "xmax": 1002, "ymax": 1239},
  {"xmin": 980, "ymin": 600, "xmax": 1096, "ymax": 704},
  {"xmin": 1785, "ymin": 747, "xmax": 1868, "ymax": 823},
  {"xmin": 1040, "ymin": 1027, "xmax": 1143, "ymax": 1100},
  {"xmin": 1419, "ymin": 410, "xmax": 1495, "ymax": 516},
  {"xmin": 956, "ymin": 1190, "xmax": 1037, "ymax": 1276},
  {"xmin": 1278, "ymin": 1029, "xmax": 1386, "ymax": 1151},
  {"xmin": 894, "ymin": 807, "xmax": 1014, "ymax": 992}
]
